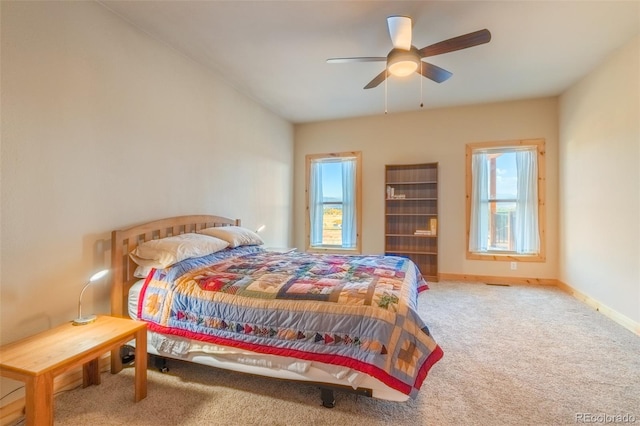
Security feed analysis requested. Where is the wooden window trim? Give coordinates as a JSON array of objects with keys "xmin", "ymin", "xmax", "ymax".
[
  {"xmin": 465, "ymin": 139, "xmax": 546, "ymax": 262},
  {"xmin": 305, "ymin": 151, "xmax": 362, "ymax": 254}
]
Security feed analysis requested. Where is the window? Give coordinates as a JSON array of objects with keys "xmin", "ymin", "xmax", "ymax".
[
  {"xmin": 466, "ymin": 139, "xmax": 546, "ymax": 261},
  {"xmin": 305, "ymin": 152, "xmax": 362, "ymax": 253}
]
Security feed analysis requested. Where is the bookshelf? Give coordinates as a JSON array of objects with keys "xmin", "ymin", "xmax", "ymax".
[{"xmin": 385, "ymin": 163, "xmax": 438, "ymax": 282}]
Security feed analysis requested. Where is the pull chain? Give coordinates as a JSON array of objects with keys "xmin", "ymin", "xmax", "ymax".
[
  {"xmin": 420, "ymin": 62, "xmax": 424, "ymax": 108},
  {"xmin": 384, "ymin": 69, "xmax": 388, "ymax": 114}
]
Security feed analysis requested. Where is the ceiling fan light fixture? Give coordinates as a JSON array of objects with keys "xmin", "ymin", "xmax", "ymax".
[
  {"xmin": 387, "ymin": 48, "xmax": 420, "ymax": 77},
  {"xmin": 327, "ymin": 16, "xmax": 491, "ymax": 91}
]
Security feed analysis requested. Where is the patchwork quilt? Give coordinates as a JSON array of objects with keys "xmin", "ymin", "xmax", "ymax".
[{"xmin": 138, "ymin": 246, "xmax": 443, "ymax": 397}]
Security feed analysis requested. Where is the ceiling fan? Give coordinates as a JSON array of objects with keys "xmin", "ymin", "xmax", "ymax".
[{"xmin": 327, "ymin": 16, "xmax": 491, "ymax": 89}]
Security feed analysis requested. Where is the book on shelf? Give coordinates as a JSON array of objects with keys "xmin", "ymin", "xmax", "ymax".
[
  {"xmin": 414, "ymin": 229, "xmax": 432, "ymax": 236},
  {"xmin": 386, "ymin": 187, "xmax": 407, "ymax": 199},
  {"xmin": 429, "ymin": 217, "xmax": 438, "ymax": 235}
]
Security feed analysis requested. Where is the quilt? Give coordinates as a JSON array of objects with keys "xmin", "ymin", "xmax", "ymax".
[{"xmin": 137, "ymin": 246, "xmax": 443, "ymax": 397}]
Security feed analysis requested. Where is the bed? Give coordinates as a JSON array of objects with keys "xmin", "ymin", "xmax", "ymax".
[{"xmin": 110, "ymin": 214, "xmax": 442, "ymax": 406}]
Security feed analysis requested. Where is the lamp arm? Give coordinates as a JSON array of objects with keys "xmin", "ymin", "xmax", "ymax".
[{"xmin": 77, "ymin": 280, "xmax": 92, "ymax": 320}]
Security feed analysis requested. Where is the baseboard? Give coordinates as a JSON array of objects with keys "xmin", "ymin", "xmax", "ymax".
[
  {"xmin": 556, "ymin": 280, "xmax": 640, "ymax": 336},
  {"xmin": 0, "ymin": 355, "xmax": 111, "ymax": 426},
  {"xmin": 438, "ymin": 273, "xmax": 557, "ymax": 286},
  {"xmin": 437, "ymin": 273, "xmax": 640, "ymax": 337}
]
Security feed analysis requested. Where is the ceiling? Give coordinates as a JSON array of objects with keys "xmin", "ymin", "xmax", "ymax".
[{"xmin": 100, "ymin": 1, "xmax": 640, "ymax": 124}]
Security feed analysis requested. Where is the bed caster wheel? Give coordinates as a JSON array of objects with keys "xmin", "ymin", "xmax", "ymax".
[
  {"xmin": 320, "ymin": 388, "xmax": 335, "ymax": 408},
  {"xmin": 153, "ymin": 356, "xmax": 169, "ymax": 373},
  {"xmin": 322, "ymin": 400, "xmax": 335, "ymax": 408},
  {"xmin": 120, "ymin": 345, "xmax": 136, "ymax": 365}
]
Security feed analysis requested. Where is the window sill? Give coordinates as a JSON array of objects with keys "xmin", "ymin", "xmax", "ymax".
[
  {"xmin": 466, "ymin": 252, "xmax": 545, "ymax": 262},
  {"xmin": 307, "ymin": 246, "xmax": 361, "ymax": 255}
]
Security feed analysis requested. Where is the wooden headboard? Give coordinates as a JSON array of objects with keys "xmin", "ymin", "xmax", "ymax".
[{"xmin": 110, "ymin": 214, "xmax": 240, "ymax": 318}]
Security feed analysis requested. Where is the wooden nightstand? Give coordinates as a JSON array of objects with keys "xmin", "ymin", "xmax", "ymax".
[{"xmin": 0, "ymin": 315, "xmax": 147, "ymax": 426}]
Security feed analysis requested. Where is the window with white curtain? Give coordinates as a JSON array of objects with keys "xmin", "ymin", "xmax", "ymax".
[
  {"xmin": 466, "ymin": 139, "xmax": 546, "ymax": 261},
  {"xmin": 305, "ymin": 152, "xmax": 362, "ymax": 253}
]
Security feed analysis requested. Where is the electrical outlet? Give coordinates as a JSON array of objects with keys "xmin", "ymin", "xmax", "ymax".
[{"xmin": 510, "ymin": 262, "xmax": 517, "ymax": 270}]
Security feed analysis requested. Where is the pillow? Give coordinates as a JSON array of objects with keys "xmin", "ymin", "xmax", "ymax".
[
  {"xmin": 133, "ymin": 265, "xmax": 154, "ymax": 279},
  {"xmin": 129, "ymin": 233, "xmax": 229, "ymax": 269},
  {"xmin": 198, "ymin": 226, "xmax": 264, "ymax": 248}
]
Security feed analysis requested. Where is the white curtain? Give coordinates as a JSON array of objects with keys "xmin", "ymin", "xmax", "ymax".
[
  {"xmin": 469, "ymin": 152, "xmax": 489, "ymax": 252},
  {"xmin": 309, "ymin": 160, "xmax": 324, "ymax": 246},
  {"xmin": 514, "ymin": 149, "xmax": 539, "ymax": 253},
  {"xmin": 341, "ymin": 158, "xmax": 356, "ymax": 248}
]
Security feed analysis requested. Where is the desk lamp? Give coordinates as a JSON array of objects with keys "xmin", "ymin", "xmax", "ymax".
[{"xmin": 72, "ymin": 269, "xmax": 109, "ymax": 326}]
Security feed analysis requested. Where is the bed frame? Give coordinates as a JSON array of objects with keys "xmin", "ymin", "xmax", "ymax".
[
  {"xmin": 109, "ymin": 215, "xmax": 238, "ymax": 370},
  {"xmin": 109, "ymin": 214, "xmax": 381, "ymax": 407}
]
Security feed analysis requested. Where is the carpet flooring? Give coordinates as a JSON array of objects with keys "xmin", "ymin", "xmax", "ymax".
[{"xmin": 52, "ymin": 281, "xmax": 640, "ymax": 425}]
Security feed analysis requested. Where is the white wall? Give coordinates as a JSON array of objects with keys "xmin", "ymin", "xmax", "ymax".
[
  {"xmin": 294, "ymin": 98, "xmax": 559, "ymax": 280},
  {"xmin": 0, "ymin": 1, "xmax": 293, "ymax": 346},
  {"xmin": 559, "ymin": 35, "xmax": 640, "ymax": 324}
]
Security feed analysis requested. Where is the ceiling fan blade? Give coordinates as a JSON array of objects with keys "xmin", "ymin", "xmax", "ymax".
[
  {"xmin": 419, "ymin": 29, "xmax": 491, "ymax": 58},
  {"xmin": 364, "ymin": 69, "xmax": 388, "ymax": 89},
  {"xmin": 387, "ymin": 15, "xmax": 412, "ymax": 50},
  {"xmin": 417, "ymin": 61, "xmax": 453, "ymax": 83},
  {"xmin": 326, "ymin": 57, "xmax": 386, "ymax": 64}
]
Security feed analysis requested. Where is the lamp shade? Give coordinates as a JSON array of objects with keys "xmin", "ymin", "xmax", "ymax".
[{"xmin": 89, "ymin": 269, "xmax": 109, "ymax": 282}]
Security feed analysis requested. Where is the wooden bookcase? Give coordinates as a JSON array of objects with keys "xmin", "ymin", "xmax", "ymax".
[{"xmin": 384, "ymin": 163, "xmax": 438, "ymax": 282}]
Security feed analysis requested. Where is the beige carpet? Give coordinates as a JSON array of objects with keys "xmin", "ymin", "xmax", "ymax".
[{"xmin": 51, "ymin": 281, "xmax": 640, "ymax": 425}]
